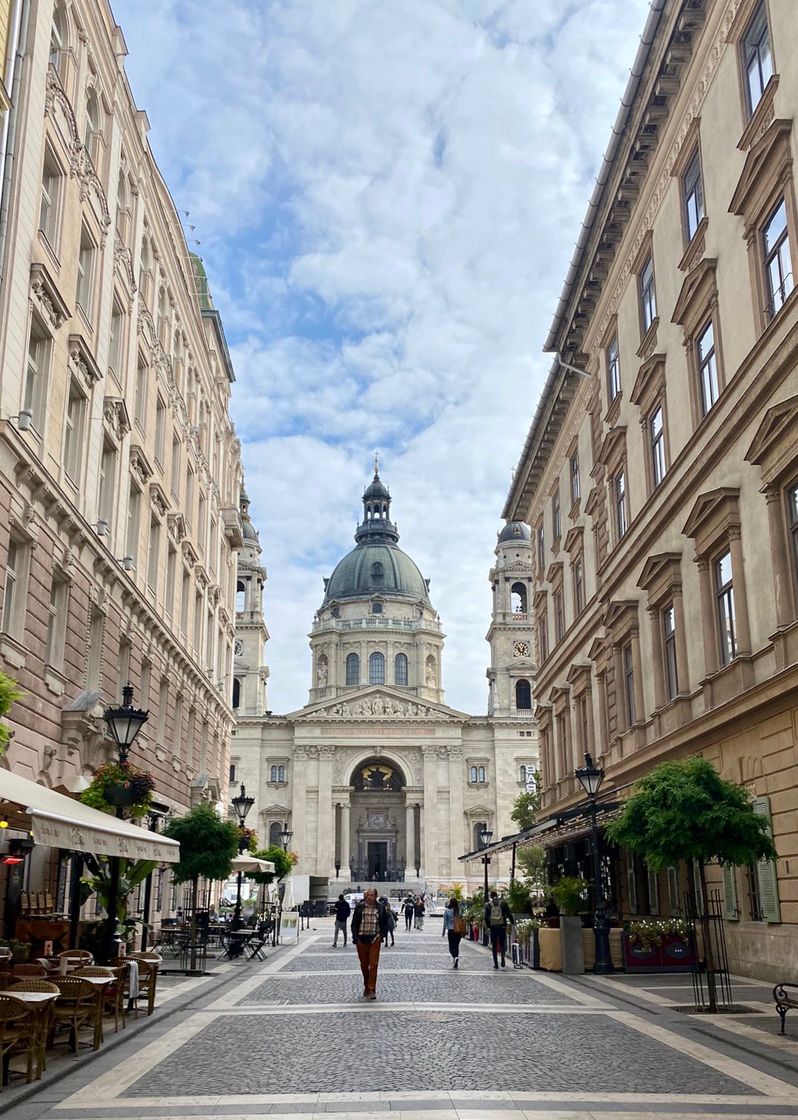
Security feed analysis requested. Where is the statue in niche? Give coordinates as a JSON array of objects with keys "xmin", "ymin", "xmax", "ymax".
[
  {"xmin": 425, "ymin": 658, "xmax": 436, "ymax": 688},
  {"xmin": 317, "ymin": 660, "xmax": 328, "ymax": 687}
]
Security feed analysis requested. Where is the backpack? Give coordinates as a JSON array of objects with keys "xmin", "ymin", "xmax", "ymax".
[
  {"xmin": 488, "ymin": 902, "xmax": 506, "ymax": 927},
  {"xmin": 453, "ymin": 914, "xmax": 467, "ymax": 936}
]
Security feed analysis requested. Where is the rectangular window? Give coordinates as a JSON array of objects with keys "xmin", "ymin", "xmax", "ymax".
[
  {"xmin": 715, "ymin": 549, "xmax": 737, "ymax": 665},
  {"xmin": 788, "ymin": 482, "xmax": 798, "ymax": 596},
  {"xmin": 683, "ymin": 150, "xmax": 704, "ymax": 242},
  {"xmin": 536, "ymin": 523, "xmax": 545, "ymax": 571},
  {"xmin": 607, "ymin": 336, "xmax": 621, "ymax": 401},
  {"xmin": 171, "ymin": 436, "xmax": 181, "ymax": 498},
  {"xmin": 570, "ymin": 450, "xmax": 580, "ymax": 504},
  {"xmin": 134, "ymin": 358, "xmax": 148, "ymax": 426},
  {"xmin": 614, "ymin": 469, "xmax": 628, "ymax": 540},
  {"xmin": 622, "ymin": 640, "xmax": 636, "ymax": 726},
  {"xmin": 63, "ymin": 379, "xmax": 85, "ymax": 482},
  {"xmin": 198, "ymin": 493, "xmax": 207, "ymax": 548},
  {"xmin": 2, "ymin": 541, "xmax": 20, "ymax": 637},
  {"xmin": 552, "ymin": 490, "xmax": 561, "ymax": 541},
  {"xmin": 537, "ymin": 613, "xmax": 548, "ymax": 662},
  {"xmin": 39, "ymin": 149, "xmax": 62, "ymax": 248},
  {"xmin": 98, "ymin": 443, "xmax": 116, "ymax": 526},
  {"xmin": 147, "ymin": 516, "xmax": 160, "ymax": 593},
  {"xmin": 640, "ymin": 257, "xmax": 657, "ymax": 333},
  {"xmin": 573, "ymin": 556, "xmax": 585, "ymax": 615},
  {"xmin": 193, "ymin": 590, "xmax": 203, "ymax": 651},
  {"xmin": 76, "ymin": 225, "xmax": 96, "ymax": 320},
  {"xmin": 553, "ymin": 587, "xmax": 564, "ymax": 642},
  {"xmin": 650, "ymin": 405, "xmax": 666, "ymax": 487},
  {"xmin": 180, "ymin": 570, "xmax": 190, "ymax": 636},
  {"xmin": 186, "ymin": 467, "xmax": 194, "ymax": 527},
  {"xmin": 576, "ymin": 693, "xmax": 590, "ymax": 755},
  {"xmin": 118, "ymin": 638, "xmax": 131, "ymax": 694},
  {"xmin": 763, "ymin": 199, "xmax": 794, "ymax": 318},
  {"xmin": 86, "ymin": 607, "xmax": 104, "ymax": 689},
  {"xmin": 742, "ymin": 3, "xmax": 773, "ymax": 116},
  {"xmin": 24, "ymin": 323, "xmax": 50, "ymax": 430},
  {"xmin": 205, "ymin": 611, "xmax": 214, "ymax": 670},
  {"xmin": 108, "ymin": 302, "xmax": 124, "ymax": 379},
  {"xmin": 155, "ymin": 396, "xmax": 167, "ymax": 465},
  {"xmin": 697, "ymin": 321, "xmax": 719, "ymax": 415},
  {"xmin": 165, "ymin": 546, "xmax": 177, "ymax": 619},
  {"xmin": 662, "ymin": 603, "xmax": 679, "ymax": 700},
  {"xmin": 126, "ymin": 486, "xmax": 141, "ymax": 564},
  {"xmin": 45, "ymin": 578, "xmax": 69, "ymax": 669}
]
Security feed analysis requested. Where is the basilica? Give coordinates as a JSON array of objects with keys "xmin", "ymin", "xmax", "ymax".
[{"xmin": 230, "ymin": 468, "xmax": 538, "ymax": 893}]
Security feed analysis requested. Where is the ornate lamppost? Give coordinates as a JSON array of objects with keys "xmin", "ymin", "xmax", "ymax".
[
  {"xmin": 575, "ymin": 752, "xmax": 614, "ymax": 974},
  {"xmin": 101, "ymin": 685, "xmax": 149, "ymax": 962},
  {"xmin": 230, "ymin": 783, "xmax": 255, "ymax": 930},
  {"xmin": 480, "ymin": 827, "xmax": 493, "ymax": 947}
]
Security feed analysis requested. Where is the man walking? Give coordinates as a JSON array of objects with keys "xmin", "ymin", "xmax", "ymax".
[
  {"xmin": 403, "ymin": 895, "xmax": 414, "ymax": 931},
  {"xmin": 485, "ymin": 890, "xmax": 514, "ymax": 969},
  {"xmin": 351, "ymin": 888, "xmax": 390, "ymax": 999},
  {"xmin": 332, "ymin": 893, "xmax": 351, "ymax": 947}
]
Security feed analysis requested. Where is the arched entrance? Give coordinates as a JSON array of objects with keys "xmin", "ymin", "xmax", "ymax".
[{"xmin": 349, "ymin": 757, "xmax": 407, "ymax": 881}]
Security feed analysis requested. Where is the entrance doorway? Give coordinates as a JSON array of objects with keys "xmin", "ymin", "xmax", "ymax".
[{"xmin": 367, "ymin": 842, "xmax": 388, "ymax": 881}]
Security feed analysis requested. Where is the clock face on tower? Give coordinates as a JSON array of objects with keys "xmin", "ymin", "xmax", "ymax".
[
  {"xmin": 513, "ymin": 640, "xmax": 530, "ymax": 658},
  {"xmin": 234, "ymin": 639, "xmax": 243, "ymax": 656}
]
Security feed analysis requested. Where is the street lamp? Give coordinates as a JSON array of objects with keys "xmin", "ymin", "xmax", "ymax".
[
  {"xmin": 230, "ymin": 783, "xmax": 255, "ymax": 930},
  {"xmin": 480, "ymin": 827, "xmax": 493, "ymax": 946},
  {"xmin": 280, "ymin": 827, "xmax": 293, "ymax": 851},
  {"xmin": 101, "ymin": 684, "xmax": 149, "ymax": 962},
  {"xmin": 575, "ymin": 752, "xmax": 614, "ymax": 974}
]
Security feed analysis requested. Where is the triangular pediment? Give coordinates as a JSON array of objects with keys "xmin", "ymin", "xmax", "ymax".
[
  {"xmin": 745, "ymin": 394, "xmax": 798, "ymax": 476},
  {"xmin": 729, "ymin": 119, "xmax": 792, "ymax": 217},
  {"xmin": 671, "ymin": 259, "xmax": 717, "ymax": 327},
  {"xmin": 287, "ymin": 685, "xmax": 469, "ymax": 722}
]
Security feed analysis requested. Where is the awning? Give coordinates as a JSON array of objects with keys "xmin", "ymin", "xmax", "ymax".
[
  {"xmin": 0, "ymin": 769, "xmax": 180, "ymax": 862},
  {"xmin": 230, "ymin": 854, "xmax": 276, "ymax": 874}
]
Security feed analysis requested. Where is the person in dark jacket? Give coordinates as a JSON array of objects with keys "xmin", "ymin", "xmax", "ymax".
[
  {"xmin": 403, "ymin": 896, "xmax": 415, "ymax": 931},
  {"xmin": 332, "ymin": 894, "xmax": 351, "ymax": 947},
  {"xmin": 484, "ymin": 891, "xmax": 514, "ymax": 969},
  {"xmin": 351, "ymin": 888, "xmax": 391, "ymax": 999}
]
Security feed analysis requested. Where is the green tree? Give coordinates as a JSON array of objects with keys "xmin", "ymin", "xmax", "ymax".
[
  {"xmin": 245, "ymin": 844, "xmax": 293, "ymax": 885},
  {"xmin": 516, "ymin": 844, "xmax": 548, "ymax": 899},
  {"xmin": 0, "ymin": 671, "xmax": 22, "ymax": 757},
  {"xmin": 510, "ymin": 778, "xmax": 541, "ymax": 831},
  {"xmin": 165, "ymin": 803, "xmax": 240, "ymax": 970},
  {"xmin": 81, "ymin": 857, "xmax": 157, "ymax": 945},
  {"xmin": 606, "ymin": 757, "xmax": 776, "ymax": 1011}
]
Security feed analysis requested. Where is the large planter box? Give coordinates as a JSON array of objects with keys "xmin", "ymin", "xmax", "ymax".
[{"xmin": 622, "ymin": 931, "xmax": 698, "ymax": 972}]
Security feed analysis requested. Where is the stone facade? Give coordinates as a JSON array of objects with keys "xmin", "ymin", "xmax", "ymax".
[
  {"xmin": 504, "ymin": 0, "xmax": 798, "ymax": 980},
  {"xmin": 231, "ymin": 474, "xmax": 538, "ymax": 893},
  {"xmin": 0, "ymin": 0, "xmax": 243, "ymax": 922}
]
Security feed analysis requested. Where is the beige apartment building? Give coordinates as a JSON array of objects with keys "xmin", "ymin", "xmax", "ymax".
[
  {"xmin": 0, "ymin": 0, "xmax": 244, "ymax": 928},
  {"xmin": 505, "ymin": 0, "xmax": 798, "ymax": 980}
]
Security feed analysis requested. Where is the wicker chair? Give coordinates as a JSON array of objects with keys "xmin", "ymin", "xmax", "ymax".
[
  {"xmin": 128, "ymin": 959, "xmax": 159, "ymax": 1017},
  {"xmin": 6, "ymin": 980, "xmax": 59, "ymax": 1079},
  {"xmin": 74, "ymin": 966, "xmax": 127, "ymax": 1033},
  {"xmin": 50, "ymin": 977, "xmax": 99, "ymax": 1053},
  {"xmin": 56, "ymin": 949, "xmax": 93, "ymax": 968},
  {"xmin": 0, "ymin": 994, "xmax": 34, "ymax": 1089},
  {"xmin": 12, "ymin": 964, "xmax": 47, "ymax": 979},
  {"xmin": 128, "ymin": 951, "xmax": 162, "ymax": 962}
]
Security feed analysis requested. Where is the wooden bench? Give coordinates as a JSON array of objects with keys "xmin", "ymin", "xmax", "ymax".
[{"xmin": 773, "ymin": 983, "xmax": 798, "ymax": 1034}]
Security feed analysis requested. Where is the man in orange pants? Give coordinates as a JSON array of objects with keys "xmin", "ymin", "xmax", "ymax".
[{"xmin": 351, "ymin": 888, "xmax": 390, "ymax": 1000}]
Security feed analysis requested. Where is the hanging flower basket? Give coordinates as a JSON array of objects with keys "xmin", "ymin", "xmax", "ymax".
[{"xmin": 80, "ymin": 761, "xmax": 155, "ymax": 819}]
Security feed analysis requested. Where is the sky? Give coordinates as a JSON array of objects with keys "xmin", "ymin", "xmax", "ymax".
[{"xmin": 113, "ymin": 0, "xmax": 650, "ymax": 714}]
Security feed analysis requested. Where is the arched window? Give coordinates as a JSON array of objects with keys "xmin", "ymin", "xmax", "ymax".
[
  {"xmin": 369, "ymin": 651, "xmax": 385, "ymax": 685},
  {"xmin": 371, "ymin": 601, "xmax": 382, "ymax": 614},
  {"xmin": 232, "ymin": 678, "xmax": 241, "ymax": 709},
  {"xmin": 270, "ymin": 765, "xmax": 278, "ymax": 782},
  {"xmin": 346, "ymin": 652, "xmax": 360, "ymax": 685},
  {"xmin": 268, "ymin": 821, "xmax": 282, "ymax": 847},
  {"xmin": 510, "ymin": 582, "xmax": 527, "ymax": 613},
  {"xmin": 116, "ymin": 171, "xmax": 130, "ymax": 245},
  {"xmin": 139, "ymin": 237, "xmax": 152, "ymax": 303},
  {"xmin": 520, "ymin": 764, "xmax": 527, "ymax": 784},
  {"xmin": 516, "ymin": 678, "xmax": 532, "ymax": 710},
  {"xmin": 278, "ymin": 765, "xmax": 285, "ymax": 782},
  {"xmin": 473, "ymin": 821, "xmax": 487, "ymax": 850},
  {"xmin": 478, "ymin": 766, "xmax": 486, "ymax": 783},
  {"xmin": 236, "ymin": 580, "xmax": 246, "ymax": 613},
  {"xmin": 469, "ymin": 766, "xmax": 478, "ymax": 783},
  {"xmin": 50, "ymin": 3, "xmax": 68, "ymax": 76},
  {"xmin": 394, "ymin": 653, "xmax": 408, "ymax": 686}
]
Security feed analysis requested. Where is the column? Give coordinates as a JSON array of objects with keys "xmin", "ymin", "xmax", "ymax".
[
  {"xmin": 673, "ymin": 586, "xmax": 690, "ymax": 694},
  {"xmin": 696, "ymin": 556, "xmax": 716, "ymax": 675},
  {"xmin": 764, "ymin": 487, "xmax": 794, "ymax": 626},
  {"xmin": 729, "ymin": 529, "xmax": 751, "ymax": 655},
  {"xmin": 291, "ymin": 747, "xmax": 307, "ymax": 870},
  {"xmin": 631, "ymin": 628, "xmax": 646, "ymax": 727},
  {"xmin": 422, "ymin": 745, "xmax": 439, "ymax": 878},
  {"xmin": 316, "ymin": 746, "xmax": 334, "ymax": 876},
  {"xmin": 647, "ymin": 605, "xmax": 666, "ymax": 709},
  {"xmin": 405, "ymin": 802, "xmax": 415, "ymax": 873},
  {"xmin": 448, "ymin": 747, "xmax": 465, "ymax": 880},
  {"xmin": 340, "ymin": 801, "xmax": 350, "ymax": 870}
]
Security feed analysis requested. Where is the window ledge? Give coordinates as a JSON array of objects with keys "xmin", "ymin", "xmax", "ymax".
[
  {"xmin": 762, "ymin": 283, "xmax": 798, "ymax": 339},
  {"xmin": 45, "ymin": 665, "xmax": 66, "ymax": 696},
  {"xmin": 737, "ymin": 74, "xmax": 779, "ymax": 151},
  {"xmin": 678, "ymin": 217, "xmax": 709, "ymax": 273},
  {"xmin": 36, "ymin": 230, "xmax": 62, "ymax": 272},
  {"xmin": 0, "ymin": 633, "xmax": 26, "ymax": 670},
  {"xmin": 636, "ymin": 317, "xmax": 659, "ymax": 360},
  {"xmin": 603, "ymin": 392, "xmax": 622, "ymax": 428}
]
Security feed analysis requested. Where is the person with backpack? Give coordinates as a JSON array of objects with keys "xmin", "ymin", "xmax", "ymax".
[
  {"xmin": 484, "ymin": 890, "xmax": 514, "ymax": 969},
  {"xmin": 441, "ymin": 896, "xmax": 467, "ymax": 968},
  {"xmin": 332, "ymin": 893, "xmax": 351, "ymax": 947},
  {"xmin": 379, "ymin": 896, "xmax": 396, "ymax": 946}
]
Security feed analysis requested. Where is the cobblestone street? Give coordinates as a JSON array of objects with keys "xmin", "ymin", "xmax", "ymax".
[{"xmin": 4, "ymin": 920, "xmax": 798, "ymax": 1120}]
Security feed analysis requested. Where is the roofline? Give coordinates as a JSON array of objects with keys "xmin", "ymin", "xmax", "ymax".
[
  {"xmin": 543, "ymin": 0, "xmax": 668, "ymax": 353},
  {"xmin": 203, "ymin": 308, "xmax": 235, "ymax": 383}
]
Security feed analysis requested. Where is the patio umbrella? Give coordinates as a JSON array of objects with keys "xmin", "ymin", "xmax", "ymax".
[{"xmin": 229, "ymin": 854, "xmax": 276, "ymax": 874}]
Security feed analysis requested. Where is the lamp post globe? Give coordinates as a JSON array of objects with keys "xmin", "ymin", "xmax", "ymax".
[
  {"xmin": 280, "ymin": 828, "xmax": 293, "ymax": 852},
  {"xmin": 479, "ymin": 828, "xmax": 493, "ymax": 943},
  {"xmin": 574, "ymin": 752, "xmax": 614, "ymax": 974},
  {"xmin": 230, "ymin": 784, "xmax": 255, "ymax": 930}
]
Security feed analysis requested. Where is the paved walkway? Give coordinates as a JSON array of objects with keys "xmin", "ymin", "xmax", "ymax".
[{"xmin": 4, "ymin": 919, "xmax": 798, "ymax": 1120}]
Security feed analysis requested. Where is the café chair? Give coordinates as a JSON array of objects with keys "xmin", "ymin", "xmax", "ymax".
[
  {"xmin": 0, "ymin": 994, "xmax": 34, "ymax": 1088},
  {"xmin": 128, "ymin": 959, "xmax": 158, "ymax": 1018},
  {"xmin": 57, "ymin": 949, "xmax": 93, "ymax": 967},
  {"xmin": 75, "ymin": 966, "xmax": 126, "ymax": 1033},
  {"xmin": 12, "ymin": 964, "xmax": 47, "ymax": 979},
  {"xmin": 50, "ymin": 977, "xmax": 99, "ymax": 1053},
  {"xmin": 7, "ymin": 980, "xmax": 59, "ymax": 1078}
]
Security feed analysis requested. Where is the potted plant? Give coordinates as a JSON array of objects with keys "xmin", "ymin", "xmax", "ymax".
[
  {"xmin": 550, "ymin": 875, "xmax": 587, "ymax": 974},
  {"xmin": 623, "ymin": 917, "xmax": 697, "ymax": 971},
  {"xmin": 514, "ymin": 917, "xmax": 541, "ymax": 968},
  {"xmin": 80, "ymin": 761, "xmax": 155, "ymax": 820}
]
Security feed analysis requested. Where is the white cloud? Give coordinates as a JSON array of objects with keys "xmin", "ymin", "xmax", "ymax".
[{"xmin": 113, "ymin": 0, "xmax": 649, "ymax": 711}]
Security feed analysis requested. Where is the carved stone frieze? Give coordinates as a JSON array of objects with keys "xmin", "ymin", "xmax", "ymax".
[
  {"xmin": 30, "ymin": 264, "xmax": 69, "ymax": 331},
  {"xmin": 315, "ymin": 694, "xmax": 444, "ymax": 719},
  {"xmin": 113, "ymin": 232, "xmax": 137, "ymax": 293},
  {"xmin": 129, "ymin": 445, "xmax": 154, "ymax": 488},
  {"xmin": 103, "ymin": 397, "xmax": 131, "ymax": 444}
]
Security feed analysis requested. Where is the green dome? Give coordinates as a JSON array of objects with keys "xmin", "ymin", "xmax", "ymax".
[{"xmin": 323, "ymin": 542, "xmax": 430, "ymax": 604}]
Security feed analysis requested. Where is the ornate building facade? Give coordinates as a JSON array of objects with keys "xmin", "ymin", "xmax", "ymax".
[
  {"xmin": 0, "ymin": 0, "xmax": 243, "ymax": 921},
  {"xmin": 504, "ymin": 0, "xmax": 798, "ymax": 980},
  {"xmin": 231, "ymin": 469, "xmax": 538, "ymax": 892}
]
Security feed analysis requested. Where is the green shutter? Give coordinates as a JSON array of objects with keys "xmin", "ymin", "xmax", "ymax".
[
  {"xmin": 667, "ymin": 866, "xmax": 680, "ymax": 913},
  {"xmin": 722, "ymin": 863, "xmax": 738, "ymax": 920},
  {"xmin": 627, "ymin": 851, "xmax": 638, "ymax": 913},
  {"xmin": 752, "ymin": 796, "xmax": 781, "ymax": 923},
  {"xmin": 647, "ymin": 864, "xmax": 659, "ymax": 915}
]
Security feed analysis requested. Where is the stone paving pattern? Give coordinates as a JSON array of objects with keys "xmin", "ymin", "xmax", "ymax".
[
  {"xmin": 242, "ymin": 971, "xmax": 577, "ymax": 1005},
  {"xmin": 122, "ymin": 1008, "xmax": 752, "ymax": 1097},
  {"xmin": 282, "ymin": 948, "xmax": 498, "ymax": 972}
]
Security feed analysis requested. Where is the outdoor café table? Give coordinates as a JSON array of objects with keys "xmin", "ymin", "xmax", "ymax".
[
  {"xmin": 223, "ymin": 930, "xmax": 255, "ymax": 959},
  {"xmin": 0, "ymin": 989, "xmax": 58, "ymax": 1079}
]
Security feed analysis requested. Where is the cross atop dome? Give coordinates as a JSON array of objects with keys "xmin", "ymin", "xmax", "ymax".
[{"xmin": 357, "ymin": 461, "xmax": 397, "ymax": 544}]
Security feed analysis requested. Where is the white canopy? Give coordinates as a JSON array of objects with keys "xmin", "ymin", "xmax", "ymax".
[
  {"xmin": 0, "ymin": 769, "xmax": 180, "ymax": 862},
  {"xmin": 230, "ymin": 853, "xmax": 276, "ymax": 874}
]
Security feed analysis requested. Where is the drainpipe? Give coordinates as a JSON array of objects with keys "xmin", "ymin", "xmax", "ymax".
[{"xmin": 0, "ymin": 0, "xmax": 29, "ymax": 289}]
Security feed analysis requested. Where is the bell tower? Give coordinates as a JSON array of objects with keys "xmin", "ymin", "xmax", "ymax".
[
  {"xmin": 232, "ymin": 487, "xmax": 270, "ymax": 716},
  {"xmin": 485, "ymin": 521, "xmax": 535, "ymax": 717}
]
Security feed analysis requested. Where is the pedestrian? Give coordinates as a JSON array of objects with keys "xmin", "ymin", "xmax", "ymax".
[
  {"xmin": 379, "ymin": 897, "xmax": 396, "ymax": 946},
  {"xmin": 351, "ymin": 888, "xmax": 390, "ymax": 1000},
  {"xmin": 441, "ymin": 896, "xmax": 466, "ymax": 968},
  {"xmin": 484, "ymin": 890, "xmax": 514, "ymax": 969},
  {"xmin": 404, "ymin": 895, "xmax": 415, "ymax": 931},
  {"xmin": 413, "ymin": 895, "xmax": 425, "ymax": 930},
  {"xmin": 332, "ymin": 893, "xmax": 351, "ymax": 947}
]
